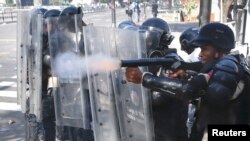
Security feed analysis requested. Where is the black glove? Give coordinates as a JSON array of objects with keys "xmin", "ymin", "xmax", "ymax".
[{"xmin": 182, "ymin": 73, "xmax": 209, "ymax": 100}]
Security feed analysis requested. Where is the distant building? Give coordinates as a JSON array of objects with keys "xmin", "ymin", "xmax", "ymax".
[
  {"xmin": 0, "ymin": 0, "xmax": 6, "ymax": 6},
  {"xmin": 71, "ymin": 0, "xmax": 93, "ymax": 5},
  {"xmin": 0, "ymin": 0, "xmax": 5, "ymax": 3},
  {"xmin": 19, "ymin": 0, "xmax": 34, "ymax": 6}
]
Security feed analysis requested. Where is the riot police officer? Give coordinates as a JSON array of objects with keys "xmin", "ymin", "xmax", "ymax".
[
  {"xmin": 179, "ymin": 27, "xmax": 200, "ymax": 63},
  {"xmin": 42, "ymin": 9, "xmax": 61, "ymax": 141},
  {"xmin": 139, "ymin": 17, "xmax": 189, "ymax": 141},
  {"xmin": 51, "ymin": 6, "xmax": 94, "ymax": 141},
  {"xmin": 179, "ymin": 27, "xmax": 199, "ymax": 55},
  {"xmin": 26, "ymin": 7, "xmax": 48, "ymax": 141},
  {"xmin": 178, "ymin": 27, "xmax": 201, "ymax": 137},
  {"xmin": 141, "ymin": 18, "xmax": 174, "ymax": 58},
  {"xmin": 125, "ymin": 22, "xmax": 250, "ymax": 141}
]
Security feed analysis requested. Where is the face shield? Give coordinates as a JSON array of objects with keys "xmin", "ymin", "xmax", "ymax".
[
  {"xmin": 139, "ymin": 26, "xmax": 165, "ymax": 74},
  {"xmin": 139, "ymin": 26, "xmax": 164, "ymax": 57},
  {"xmin": 58, "ymin": 14, "xmax": 83, "ymax": 33}
]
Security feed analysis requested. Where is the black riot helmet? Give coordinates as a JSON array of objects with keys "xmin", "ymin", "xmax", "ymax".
[
  {"xmin": 192, "ymin": 22, "xmax": 235, "ymax": 52},
  {"xmin": 29, "ymin": 7, "xmax": 47, "ymax": 35},
  {"xmin": 43, "ymin": 9, "xmax": 61, "ymax": 19},
  {"xmin": 43, "ymin": 9, "xmax": 61, "ymax": 35},
  {"xmin": 43, "ymin": 9, "xmax": 61, "ymax": 27},
  {"xmin": 58, "ymin": 6, "xmax": 85, "ymax": 32},
  {"xmin": 60, "ymin": 6, "xmax": 79, "ymax": 16},
  {"xmin": 179, "ymin": 27, "xmax": 199, "ymax": 54},
  {"xmin": 31, "ymin": 7, "xmax": 47, "ymax": 15},
  {"xmin": 141, "ymin": 18, "xmax": 174, "ymax": 50},
  {"xmin": 118, "ymin": 20, "xmax": 137, "ymax": 29}
]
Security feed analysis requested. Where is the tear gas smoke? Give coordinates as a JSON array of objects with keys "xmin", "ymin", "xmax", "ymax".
[{"xmin": 54, "ymin": 52, "xmax": 121, "ymax": 79}]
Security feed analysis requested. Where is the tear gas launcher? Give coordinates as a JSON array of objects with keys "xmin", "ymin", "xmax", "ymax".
[{"xmin": 120, "ymin": 56, "xmax": 202, "ymax": 72}]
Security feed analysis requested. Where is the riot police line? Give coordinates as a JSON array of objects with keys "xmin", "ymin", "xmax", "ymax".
[{"xmin": 16, "ymin": 5, "xmax": 250, "ymax": 141}]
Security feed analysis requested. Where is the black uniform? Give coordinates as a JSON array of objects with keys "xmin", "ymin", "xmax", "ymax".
[
  {"xmin": 142, "ymin": 18, "xmax": 188, "ymax": 141},
  {"xmin": 141, "ymin": 23, "xmax": 250, "ymax": 141},
  {"xmin": 143, "ymin": 55, "xmax": 247, "ymax": 140},
  {"xmin": 152, "ymin": 3, "xmax": 158, "ymax": 18},
  {"xmin": 54, "ymin": 6, "xmax": 94, "ymax": 141},
  {"xmin": 42, "ymin": 9, "xmax": 61, "ymax": 141}
]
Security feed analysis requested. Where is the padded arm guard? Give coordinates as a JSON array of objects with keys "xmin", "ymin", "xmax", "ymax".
[{"xmin": 142, "ymin": 56, "xmax": 244, "ymax": 103}]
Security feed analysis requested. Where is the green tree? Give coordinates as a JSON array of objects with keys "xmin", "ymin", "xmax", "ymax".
[{"xmin": 183, "ymin": 0, "xmax": 198, "ymax": 21}]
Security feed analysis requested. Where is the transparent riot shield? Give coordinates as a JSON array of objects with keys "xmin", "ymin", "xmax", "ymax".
[
  {"xmin": 47, "ymin": 14, "xmax": 89, "ymax": 128},
  {"xmin": 83, "ymin": 26, "xmax": 154, "ymax": 141},
  {"xmin": 114, "ymin": 29, "xmax": 154, "ymax": 141},
  {"xmin": 16, "ymin": 9, "xmax": 32, "ymax": 113},
  {"xmin": 27, "ymin": 14, "xmax": 44, "ymax": 121},
  {"xmin": 83, "ymin": 26, "xmax": 120, "ymax": 141}
]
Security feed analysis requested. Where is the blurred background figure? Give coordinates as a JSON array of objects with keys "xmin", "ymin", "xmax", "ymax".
[
  {"xmin": 134, "ymin": 1, "xmax": 141, "ymax": 23},
  {"xmin": 125, "ymin": 1, "xmax": 133, "ymax": 20},
  {"xmin": 42, "ymin": 9, "xmax": 61, "ymax": 141},
  {"xmin": 152, "ymin": 1, "xmax": 158, "ymax": 17}
]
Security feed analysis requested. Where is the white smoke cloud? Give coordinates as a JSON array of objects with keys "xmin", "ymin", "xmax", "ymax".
[{"xmin": 54, "ymin": 52, "xmax": 121, "ymax": 79}]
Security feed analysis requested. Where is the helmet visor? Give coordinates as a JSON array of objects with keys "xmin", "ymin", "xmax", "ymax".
[{"xmin": 140, "ymin": 26, "xmax": 163, "ymax": 51}]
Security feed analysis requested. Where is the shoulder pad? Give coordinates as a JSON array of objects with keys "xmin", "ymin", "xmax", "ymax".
[
  {"xmin": 214, "ymin": 55, "xmax": 240, "ymax": 74},
  {"xmin": 238, "ymin": 54, "xmax": 250, "ymax": 75}
]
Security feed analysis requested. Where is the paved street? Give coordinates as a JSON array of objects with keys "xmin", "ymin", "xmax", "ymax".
[
  {"xmin": 0, "ymin": 7, "xmax": 198, "ymax": 141},
  {"xmin": 0, "ymin": 20, "xmax": 24, "ymax": 141}
]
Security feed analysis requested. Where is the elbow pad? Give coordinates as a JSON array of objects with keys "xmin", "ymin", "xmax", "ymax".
[{"xmin": 43, "ymin": 54, "xmax": 51, "ymax": 67}]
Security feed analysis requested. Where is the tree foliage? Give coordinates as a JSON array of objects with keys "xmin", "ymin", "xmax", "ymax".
[{"xmin": 182, "ymin": 0, "xmax": 198, "ymax": 21}]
